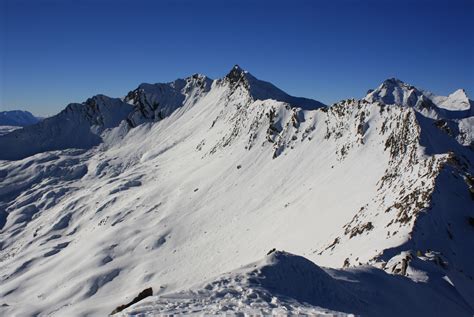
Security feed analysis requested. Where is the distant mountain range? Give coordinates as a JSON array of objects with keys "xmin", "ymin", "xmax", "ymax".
[
  {"xmin": 0, "ymin": 66, "xmax": 473, "ymax": 316},
  {"xmin": 0, "ymin": 110, "xmax": 41, "ymax": 127}
]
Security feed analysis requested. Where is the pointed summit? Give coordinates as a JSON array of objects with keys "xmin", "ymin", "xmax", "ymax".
[
  {"xmin": 225, "ymin": 64, "xmax": 251, "ymax": 86},
  {"xmin": 232, "ymin": 64, "xmax": 244, "ymax": 72},
  {"xmin": 380, "ymin": 78, "xmax": 415, "ymax": 91},
  {"xmin": 223, "ymin": 65, "xmax": 326, "ymax": 110},
  {"xmin": 448, "ymin": 88, "xmax": 469, "ymax": 101},
  {"xmin": 382, "ymin": 77, "xmax": 405, "ymax": 85},
  {"xmin": 432, "ymin": 88, "xmax": 473, "ymax": 112}
]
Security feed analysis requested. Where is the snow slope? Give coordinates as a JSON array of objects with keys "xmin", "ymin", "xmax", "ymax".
[
  {"xmin": 0, "ymin": 67, "xmax": 473, "ymax": 316},
  {"xmin": 0, "ymin": 110, "xmax": 40, "ymax": 127},
  {"xmin": 121, "ymin": 251, "xmax": 472, "ymax": 316}
]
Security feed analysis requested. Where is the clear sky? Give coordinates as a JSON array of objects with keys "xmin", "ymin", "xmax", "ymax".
[{"xmin": 1, "ymin": 0, "xmax": 473, "ymax": 116}]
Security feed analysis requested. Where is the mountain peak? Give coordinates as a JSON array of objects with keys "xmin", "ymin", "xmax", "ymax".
[
  {"xmin": 449, "ymin": 88, "xmax": 469, "ymax": 100},
  {"xmin": 381, "ymin": 78, "xmax": 414, "ymax": 90},
  {"xmin": 383, "ymin": 77, "xmax": 404, "ymax": 84},
  {"xmin": 365, "ymin": 79, "xmax": 473, "ymax": 118},
  {"xmin": 225, "ymin": 64, "xmax": 251, "ymax": 85},
  {"xmin": 222, "ymin": 65, "xmax": 325, "ymax": 110},
  {"xmin": 364, "ymin": 78, "xmax": 428, "ymax": 109},
  {"xmin": 435, "ymin": 88, "xmax": 473, "ymax": 113},
  {"xmin": 231, "ymin": 64, "xmax": 247, "ymax": 73},
  {"xmin": 232, "ymin": 64, "xmax": 243, "ymax": 71}
]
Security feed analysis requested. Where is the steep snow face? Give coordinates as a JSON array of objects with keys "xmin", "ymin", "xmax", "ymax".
[
  {"xmin": 0, "ymin": 110, "xmax": 40, "ymax": 127},
  {"xmin": 0, "ymin": 96, "xmax": 133, "ymax": 160},
  {"xmin": 0, "ymin": 69, "xmax": 473, "ymax": 316}
]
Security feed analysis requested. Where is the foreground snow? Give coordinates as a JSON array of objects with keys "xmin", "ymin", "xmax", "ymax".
[{"xmin": 119, "ymin": 251, "xmax": 472, "ymax": 316}]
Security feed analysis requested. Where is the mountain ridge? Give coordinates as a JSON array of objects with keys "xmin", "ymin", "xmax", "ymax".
[
  {"xmin": 0, "ymin": 110, "xmax": 40, "ymax": 127},
  {"xmin": 1, "ymin": 67, "xmax": 472, "ymax": 161},
  {"xmin": 0, "ymin": 66, "xmax": 328, "ymax": 160}
]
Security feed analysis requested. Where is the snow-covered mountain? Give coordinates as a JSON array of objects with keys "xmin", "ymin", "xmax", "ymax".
[
  {"xmin": 223, "ymin": 65, "xmax": 326, "ymax": 110},
  {"xmin": 0, "ymin": 66, "xmax": 325, "ymax": 161},
  {"xmin": 365, "ymin": 78, "xmax": 474, "ymax": 147},
  {"xmin": 0, "ymin": 67, "xmax": 473, "ymax": 316},
  {"xmin": 0, "ymin": 95, "xmax": 133, "ymax": 160},
  {"xmin": 365, "ymin": 78, "xmax": 474, "ymax": 119},
  {"xmin": 0, "ymin": 110, "xmax": 40, "ymax": 127},
  {"xmin": 428, "ymin": 88, "xmax": 473, "ymax": 112}
]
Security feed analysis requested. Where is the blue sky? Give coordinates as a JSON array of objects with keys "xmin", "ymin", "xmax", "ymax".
[{"xmin": 1, "ymin": 0, "xmax": 473, "ymax": 116}]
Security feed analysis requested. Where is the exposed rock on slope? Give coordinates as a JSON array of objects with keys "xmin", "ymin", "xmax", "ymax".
[{"xmin": 124, "ymin": 74, "xmax": 213, "ymax": 127}]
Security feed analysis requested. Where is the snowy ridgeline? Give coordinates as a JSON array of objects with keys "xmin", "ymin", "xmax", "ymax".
[
  {"xmin": 0, "ymin": 66, "xmax": 473, "ymax": 316},
  {"xmin": 120, "ymin": 251, "xmax": 473, "ymax": 316}
]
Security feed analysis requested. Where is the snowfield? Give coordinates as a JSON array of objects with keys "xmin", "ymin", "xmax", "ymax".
[{"xmin": 0, "ymin": 66, "xmax": 473, "ymax": 316}]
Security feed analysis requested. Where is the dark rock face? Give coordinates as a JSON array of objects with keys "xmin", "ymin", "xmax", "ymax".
[
  {"xmin": 266, "ymin": 248, "xmax": 276, "ymax": 255},
  {"xmin": 225, "ymin": 65, "xmax": 247, "ymax": 84},
  {"xmin": 468, "ymin": 216, "xmax": 474, "ymax": 227},
  {"xmin": 111, "ymin": 287, "xmax": 153, "ymax": 315},
  {"xmin": 124, "ymin": 75, "xmax": 212, "ymax": 127}
]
